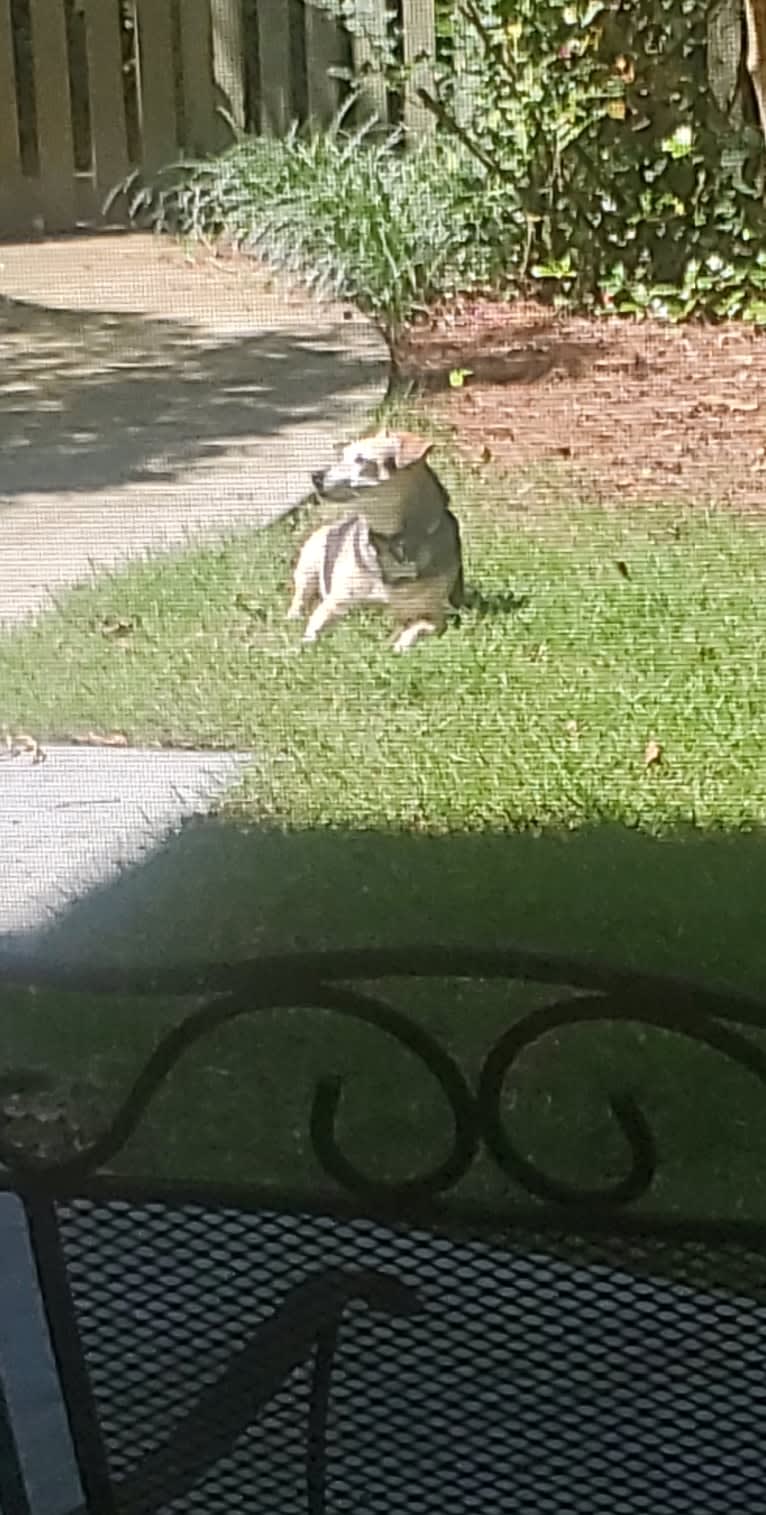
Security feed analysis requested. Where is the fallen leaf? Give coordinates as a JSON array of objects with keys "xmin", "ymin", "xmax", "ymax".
[
  {"xmin": 643, "ymin": 739, "xmax": 663, "ymax": 768},
  {"xmin": 702, "ymin": 395, "xmax": 759, "ymax": 413},
  {"xmin": 2, "ymin": 731, "xmax": 46, "ymax": 763},
  {"xmin": 98, "ymin": 616, "xmax": 136, "ymax": 639},
  {"xmin": 448, "ymin": 368, "xmax": 473, "ymax": 388},
  {"xmin": 96, "ymin": 731, "xmax": 129, "ymax": 747},
  {"xmin": 71, "ymin": 731, "xmax": 130, "ymax": 748},
  {"xmin": 235, "ymin": 592, "xmax": 259, "ymax": 615},
  {"xmin": 565, "ymin": 720, "xmax": 579, "ymax": 738},
  {"xmin": 614, "ymin": 54, "xmax": 635, "ymax": 83}
]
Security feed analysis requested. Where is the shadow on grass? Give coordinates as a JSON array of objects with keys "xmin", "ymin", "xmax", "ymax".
[
  {"xmin": 0, "ymin": 294, "xmax": 379, "ymax": 498},
  {"xmin": 9, "ymin": 817, "xmax": 761, "ymax": 981},
  {"xmin": 1, "ymin": 818, "xmax": 766, "ymax": 1222},
  {"xmin": 463, "ymin": 588, "xmax": 529, "ymax": 616}
]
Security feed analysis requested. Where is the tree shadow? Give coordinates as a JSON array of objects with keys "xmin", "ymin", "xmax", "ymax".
[
  {"xmin": 4, "ymin": 816, "xmax": 762, "ymax": 990},
  {"xmin": 1, "ymin": 815, "xmax": 766, "ymax": 1222},
  {"xmin": 0, "ymin": 294, "xmax": 382, "ymax": 499},
  {"xmin": 2, "ymin": 814, "xmax": 764, "ymax": 1515}
]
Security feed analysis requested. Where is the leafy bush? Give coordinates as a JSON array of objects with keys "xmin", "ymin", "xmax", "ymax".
[
  {"xmin": 111, "ymin": 106, "xmax": 517, "ymax": 335},
  {"xmin": 421, "ymin": 0, "xmax": 766, "ymax": 320},
  {"xmin": 312, "ymin": 0, "xmax": 766, "ymax": 322},
  {"xmin": 115, "ymin": 0, "xmax": 766, "ymax": 329}
]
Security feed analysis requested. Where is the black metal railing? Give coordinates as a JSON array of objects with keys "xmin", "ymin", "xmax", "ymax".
[{"xmin": 1, "ymin": 946, "xmax": 766, "ymax": 1513}]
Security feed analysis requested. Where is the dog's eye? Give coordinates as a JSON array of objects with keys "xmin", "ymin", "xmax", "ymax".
[{"xmin": 358, "ymin": 459, "xmax": 380, "ymax": 481}]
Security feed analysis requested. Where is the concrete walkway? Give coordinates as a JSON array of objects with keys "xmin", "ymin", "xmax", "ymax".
[
  {"xmin": 0, "ymin": 233, "xmax": 388, "ymax": 944},
  {"xmin": 0, "ymin": 233, "xmax": 388, "ymax": 624},
  {"xmin": 0, "ymin": 745, "xmax": 250, "ymax": 936}
]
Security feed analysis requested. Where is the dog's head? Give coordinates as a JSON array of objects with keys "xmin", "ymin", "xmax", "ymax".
[{"xmin": 311, "ymin": 430, "xmax": 434, "ymax": 502}]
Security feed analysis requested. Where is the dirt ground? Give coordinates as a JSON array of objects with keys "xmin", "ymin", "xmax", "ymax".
[{"xmin": 394, "ymin": 298, "xmax": 766, "ymax": 510}]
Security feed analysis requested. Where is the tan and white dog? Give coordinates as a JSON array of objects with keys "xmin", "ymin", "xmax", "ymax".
[{"xmin": 287, "ymin": 430, "xmax": 464, "ymax": 652}]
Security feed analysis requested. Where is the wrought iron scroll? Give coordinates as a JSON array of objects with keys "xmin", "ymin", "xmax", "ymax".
[{"xmin": 1, "ymin": 945, "xmax": 766, "ymax": 1222}]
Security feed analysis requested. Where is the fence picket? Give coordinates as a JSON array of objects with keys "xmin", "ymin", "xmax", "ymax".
[
  {"xmin": 401, "ymin": 0, "xmax": 435, "ymax": 135},
  {"xmin": 210, "ymin": 0, "xmax": 246, "ymax": 141},
  {"xmin": 0, "ymin": 0, "xmax": 25, "ymax": 229},
  {"xmin": 29, "ymin": 0, "xmax": 76, "ymax": 227},
  {"xmin": 84, "ymin": 0, "xmax": 129, "ymax": 198},
  {"xmin": 451, "ymin": 3, "xmax": 482, "ymax": 126},
  {"xmin": 256, "ymin": 0, "xmax": 292, "ymax": 134},
  {"xmin": 305, "ymin": 0, "xmax": 346, "ymax": 124},
  {"xmin": 135, "ymin": 0, "xmax": 178, "ymax": 171},
  {"xmin": 178, "ymin": 0, "xmax": 217, "ymax": 153},
  {"xmin": 351, "ymin": 0, "xmax": 387, "ymax": 125}
]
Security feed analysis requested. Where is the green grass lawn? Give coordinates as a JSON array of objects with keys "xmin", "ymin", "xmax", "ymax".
[
  {"xmin": 2, "ymin": 467, "xmax": 765, "ymax": 834},
  {"xmin": 3, "ymin": 459, "xmax": 766, "ymax": 1220}
]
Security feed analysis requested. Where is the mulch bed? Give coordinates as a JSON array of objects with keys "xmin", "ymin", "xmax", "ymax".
[{"xmin": 393, "ymin": 298, "xmax": 766, "ymax": 510}]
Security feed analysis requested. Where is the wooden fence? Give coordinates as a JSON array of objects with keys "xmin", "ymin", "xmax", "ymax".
[{"xmin": 0, "ymin": 0, "xmax": 438, "ymax": 237}]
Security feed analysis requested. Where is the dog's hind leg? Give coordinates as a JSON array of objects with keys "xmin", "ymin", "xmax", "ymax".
[{"xmin": 287, "ymin": 537, "xmax": 324, "ymax": 621}]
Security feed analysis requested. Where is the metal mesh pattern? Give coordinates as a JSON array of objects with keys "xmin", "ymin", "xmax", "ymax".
[{"xmin": 53, "ymin": 1196, "xmax": 766, "ymax": 1514}]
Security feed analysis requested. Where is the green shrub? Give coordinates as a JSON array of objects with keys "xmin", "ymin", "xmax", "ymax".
[
  {"xmin": 422, "ymin": 0, "xmax": 766, "ymax": 320},
  {"xmin": 112, "ymin": 106, "xmax": 518, "ymax": 335},
  {"xmin": 311, "ymin": 0, "xmax": 766, "ymax": 322},
  {"xmin": 114, "ymin": 1, "xmax": 766, "ymax": 330},
  {"xmin": 426, "ymin": 1, "xmax": 766, "ymax": 316}
]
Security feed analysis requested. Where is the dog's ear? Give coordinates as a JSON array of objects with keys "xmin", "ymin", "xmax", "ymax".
[{"xmin": 392, "ymin": 431, "xmax": 434, "ymax": 469}]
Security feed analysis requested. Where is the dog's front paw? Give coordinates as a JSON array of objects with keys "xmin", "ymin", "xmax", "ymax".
[{"xmin": 392, "ymin": 618, "xmax": 441, "ymax": 653}]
